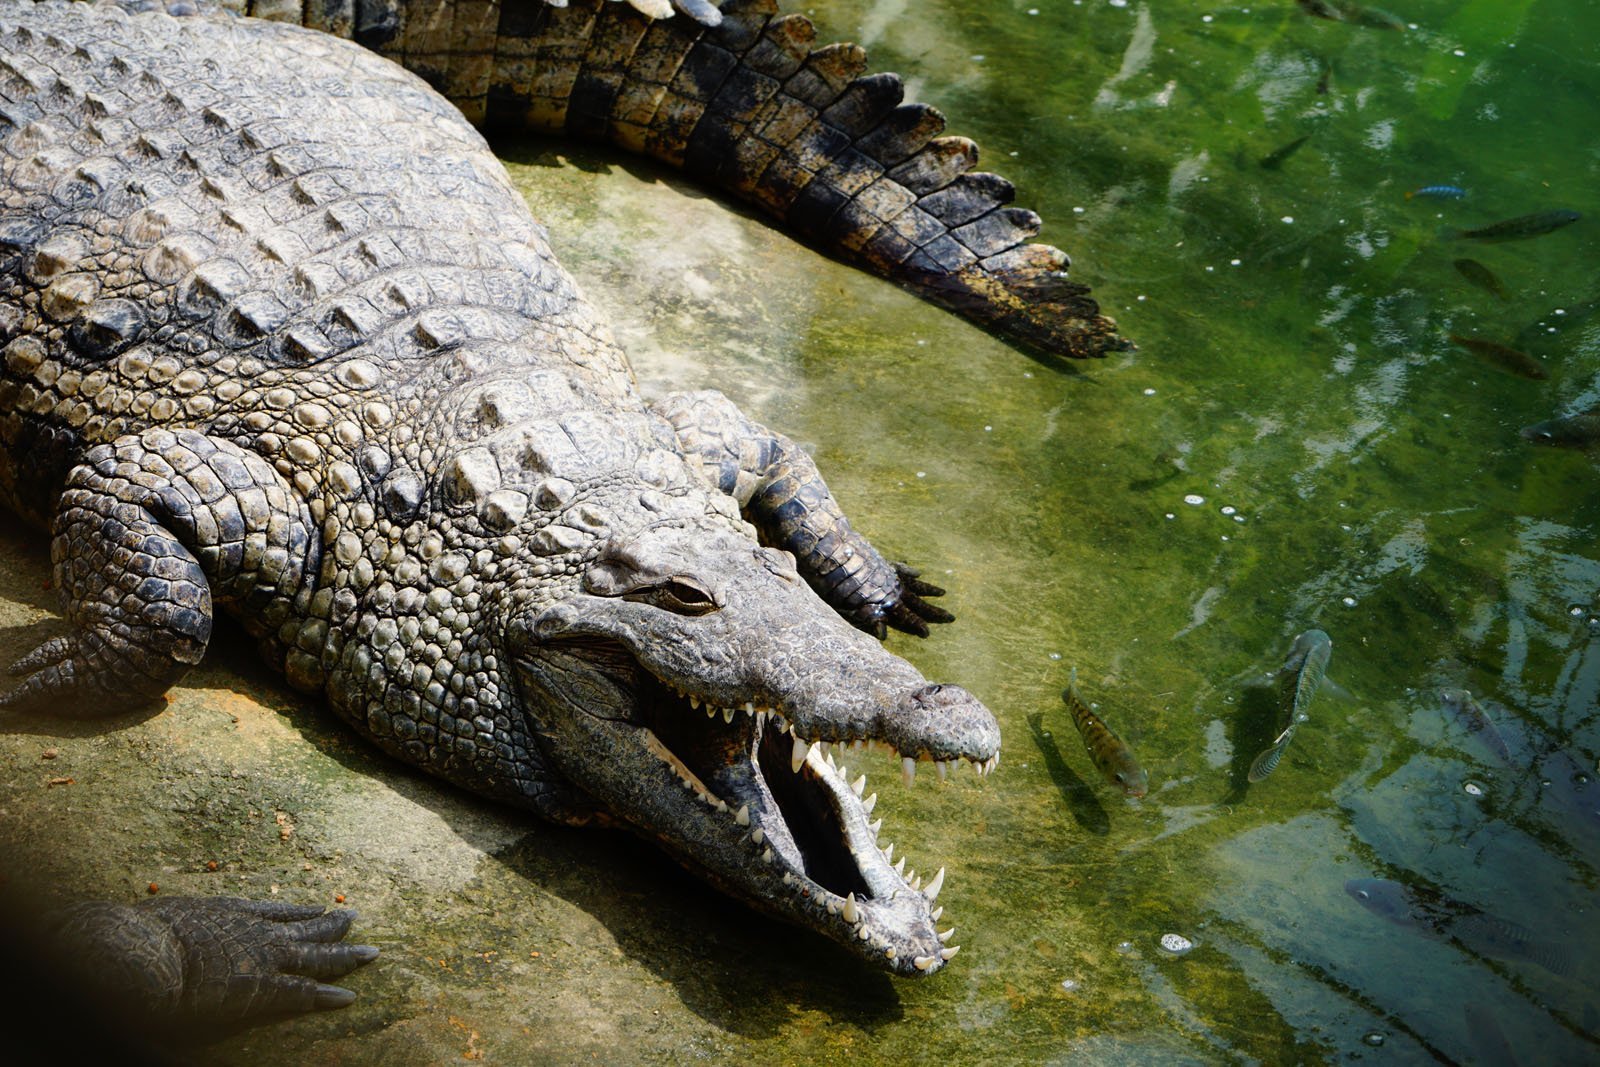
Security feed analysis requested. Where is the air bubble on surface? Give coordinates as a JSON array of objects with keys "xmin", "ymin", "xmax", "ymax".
[
  {"xmin": 1463, "ymin": 781, "xmax": 1485, "ymax": 797},
  {"xmin": 1159, "ymin": 933, "xmax": 1194, "ymax": 954},
  {"xmin": 1220, "ymin": 505, "xmax": 1236, "ymax": 515},
  {"xmin": 1184, "ymin": 494, "xmax": 1205, "ymax": 505}
]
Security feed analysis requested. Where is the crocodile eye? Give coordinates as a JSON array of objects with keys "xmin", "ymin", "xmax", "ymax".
[{"xmin": 627, "ymin": 578, "xmax": 719, "ymax": 616}]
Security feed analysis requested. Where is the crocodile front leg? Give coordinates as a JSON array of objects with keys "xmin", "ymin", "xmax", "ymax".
[
  {"xmin": 0, "ymin": 429, "xmax": 314, "ymax": 716},
  {"xmin": 47, "ymin": 897, "xmax": 377, "ymax": 1023},
  {"xmin": 653, "ymin": 389, "xmax": 951, "ymax": 637}
]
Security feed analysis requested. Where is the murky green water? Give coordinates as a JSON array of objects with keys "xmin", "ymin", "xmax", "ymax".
[{"xmin": 509, "ymin": 0, "xmax": 1600, "ymax": 1061}]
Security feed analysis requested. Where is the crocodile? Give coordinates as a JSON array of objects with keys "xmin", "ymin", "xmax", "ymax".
[{"xmin": 0, "ymin": 0, "xmax": 1109, "ymax": 1025}]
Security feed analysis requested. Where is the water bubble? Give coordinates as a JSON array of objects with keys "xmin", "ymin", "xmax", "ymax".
[
  {"xmin": 1463, "ymin": 780, "xmax": 1485, "ymax": 797},
  {"xmin": 1073, "ymin": 206, "xmax": 1086, "ymax": 214},
  {"xmin": 1230, "ymin": 258, "xmax": 1241, "ymax": 266},
  {"xmin": 1201, "ymin": 13, "xmax": 1213, "ymax": 21},
  {"xmin": 1165, "ymin": 513, "xmax": 1176, "ymax": 520},
  {"xmin": 1115, "ymin": 940, "xmax": 1135, "ymax": 954},
  {"xmin": 984, "ymin": 425, "xmax": 993, "ymax": 432},
  {"xmin": 1159, "ymin": 933, "xmax": 1194, "ymax": 954},
  {"xmin": 1341, "ymin": 596, "xmax": 1357, "ymax": 607},
  {"xmin": 1233, "ymin": 515, "xmax": 1246, "ymax": 523},
  {"xmin": 1143, "ymin": 388, "xmax": 1158, "ymax": 396},
  {"xmin": 1452, "ymin": 48, "xmax": 1465, "ymax": 57},
  {"xmin": 1571, "ymin": 605, "xmax": 1586, "ymax": 617},
  {"xmin": 916, "ymin": 471, "xmax": 927, "ymax": 479},
  {"xmin": 1362, "ymin": 1032, "xmax": 1386, "ymax": 1048},
  {"xmin": 1281, "ymin": 216, "xmax": 1295, "ymax": 224},
  {"xmin": 1061, "ymin": 978, "xmax": 1079, "ymax": 991},
  {"xmin": 1049, "ymin": 652, "xmax": 1063, "ymax": 661},
  {"xmin": 1184, "ymin": 494, "xmax": 1206, "ymax": 506},
  {"xmin": 1220, "ymin": 506, "xmax": 1237, "ymax": 515}
]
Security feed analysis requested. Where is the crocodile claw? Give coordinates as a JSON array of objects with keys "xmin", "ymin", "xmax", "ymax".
[{"xmin": 879, "ymin": 563, "xmax": 955, "ymax": 639}]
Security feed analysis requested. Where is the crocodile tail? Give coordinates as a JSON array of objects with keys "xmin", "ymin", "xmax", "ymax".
[{"xmin": 233, "ymin": 0, "xmax": 1129, "ymax": 360}]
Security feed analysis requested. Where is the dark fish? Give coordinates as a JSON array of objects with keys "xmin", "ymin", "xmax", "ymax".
[
  {"xmin": 1515, "ymin": 293, "xmax": 1600, "ymax": 350},
  {"xmin": 1453, "ymin": 258, "xmax": 1508, "ymax": 300},
  {"xmin": 1449, "ymin": 334, "xmax": 1547, "ymax": 379},
  {"xmin": 1296, "ymin": 0, "xmax": 1406, "ymax": 29},
  {"xmin": 1315, "ymin": 59, "xmax": 1334, "ymax": 94},
  {"xmin": 1259, "ymin": 133, "xmax": 1312, "ymax": 170},
  {"xmin": 1345, "ymin": 878, "xmax": 1574, "ymax": 977},
  {"xmin": 1438, "ymin": 688, "xmax": 1514, "ymax": 764},
  {"xmin": 1406, "ymin": 184, "xmax": 1467, "ymax": 201},
  {"xmin": 1522, "ymin": 409, "xmax": 1600, "ymax": 447},
  {"xmin": 1247, "ymin": 629, "xmax": 1331, "ymax": 782},
  {"xmin": 1454, "ymin": 209, "xmax": 1582, "ymax": 242},
  {"xmin": 1062, "ymin": 669, "xmax": 1149, "ymax": 798}
]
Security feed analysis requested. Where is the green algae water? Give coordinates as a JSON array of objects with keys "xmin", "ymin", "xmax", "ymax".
[{"xmin": 505, "ymin": 0, "xmax": 1600, "ymax": 1061}]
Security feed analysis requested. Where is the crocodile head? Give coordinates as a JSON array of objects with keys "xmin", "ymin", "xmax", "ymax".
[{"xmin": 508, "ymin": 517, "xmax": 999, "ymax": 975}]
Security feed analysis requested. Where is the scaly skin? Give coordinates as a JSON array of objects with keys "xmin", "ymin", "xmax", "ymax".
[{"xmin": 0, "ymin": 0, "xmax": 1001, "ymax": 1018}]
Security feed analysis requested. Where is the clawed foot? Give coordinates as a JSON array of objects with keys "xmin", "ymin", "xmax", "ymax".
[
  {"xmin": 868, "ymin": 564, "xmax": 956, "ymax": 639},
  {"xmin": 145, "ymin": 897, "xmax": 379, "ymax": 1021},
  {"xmin": 49, "ymin": 895, "xmax": 379, "ymax": 1026}
]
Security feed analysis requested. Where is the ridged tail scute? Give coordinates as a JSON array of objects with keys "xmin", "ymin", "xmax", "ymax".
[{"xmin": 240, "ymin": 0, "xmax": 1130, "ymax": 360}]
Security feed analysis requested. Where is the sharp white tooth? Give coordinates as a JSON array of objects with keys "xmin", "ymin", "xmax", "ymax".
[
  {"xmin": 837, "ymin": 762, "xmax": 849, "ymax": 781},
  {"xmin": 939, "ymin": 927, "xmax": 955, "ymax": 943},
  {"xmin": 882, "ymin": 842, "xmax": 894, "ymax": 862},
  {"xmin": 723, "ymin": 705, "xmax": 735, "ymax": 724},
  {"xmin": 735, "ymin": 804, "xmax": 750, "ymax": 826},
  {"xmin": 893, "ymin": 856, "xmax": 906, "ymax": 876},
  {"xmin": 744, "ymin": 701, "xmax": 754, "ymax": 715},
  {"xmin": 925, "ymin": 867, "xmax": 945, "ymax": 902},
  {"xmin": 781, "ymin": 871, "xmax": 793, "ymax": 885},
  {"xmin": 716, "ymin": 799, "xmax": 729, "ymax": 813},
  {"xmin": 863, "ymin": 793, "xmax": 877, "ymax": 814},
  {"xmin": 914, "ymin": 954, "xmax": 936, "ymax": 971},
  {"xmin": 689, "ymin": 695, "xmax": 700, "ymax": 709},
  {"xmin": 908, "ymin": 869, "xmax": 918, "ymax": 888},
  {"xmin": 885, "ymin": 947, "xmax": 896, "ymax": 960},
  {"xmin": 826, "ymin": 898, "xmax": 838, "ymax": 915},
  {"xmin": 857, "ymin": 926, "xmax": 870, "ymax": 941},
  {"xmin": 939, "ymin": 946, "xmax": 960, "ymax": 961},
  {"xmin": 902, "ymin": 757, "xmax": 916, "ymax": 786},
  {"xmin": 851, "ymin": 775, "xmax": 867, "ymax": 797},
  {"xmin": 931, "ymin": 906, "xmax": 943, "ymax": 922},
  {"xmin": 869, "ymin": 817, "xmax": 882, "ymax": 835},
  {"xmin": 936, "ymin": 760, "xmax": 948, "ymax": 783},
  {"xmin": 843, "ymin": 893, "xmax": 859, "ymax": 924},
  {"xmin": 762, "ymin": 847, "xmax": 774, "ymax": 863},
  {"xmin": 751, "ymin": 827, "xmax": 765, "ymax": 845},
  {"xmin": 706, "ymin": 704, "xmax": 717, "ymax": 719},
  {"xmin": 791, "ymin": 735, "xmax": 808, "ymax": 773}
]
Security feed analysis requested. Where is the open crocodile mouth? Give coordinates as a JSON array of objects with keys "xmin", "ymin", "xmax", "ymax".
[
  {"xmin": 520, "ymin": 630, "xmax": 997, "ymax": 973},
  {"xmin": 632, "ymin": 668, "xmax": 996, "ymax": 975}
]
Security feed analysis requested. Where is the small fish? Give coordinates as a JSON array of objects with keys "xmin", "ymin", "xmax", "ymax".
[
  {"xmin": 1406, "ymin": 184, "xmax": 1468, "ymax": 200},
  {"xmin": 1521, "ymin": 409, "xmax": 1600, "ymax": 447},
  {"xmin": 1315, "ymin": 59, "xmax": 1334, "ymax": 94},
  {"xmin": 1062, "ymin": 669, "xmax": 1149, "ymax": 798},
  {"xmin": 1296, "ymin": 0, "xmax": 1406, "ymax": 29},
  {"xmin": 1453, "ymin": 209, "xmax": 1582, "ymax": 242},
  {"xmin": 1515, "ymin": 293, "xmax": 1600, "ymax": 350},
  {"xmin": 1259, "ymin": 133, "xmax": 1312, "ymax": 170},
  {"xmin": 1247, "ymin": 629, "xmax": 1331, "ymax": 782},
  {"xmin": 1449, "ymin": 334, "xmax": 1547, "ymax": 379},
  {"xmin": 1453, "ymin": 258, "xmax": 1508, "ymax": 300},
  {"xmin": 1345, "ymin": 878, "xmax": 1573, "ymax": 977},
  {"xmin": 1438, "ymin": 688, "xmax": 1514, "ymax": 764}
]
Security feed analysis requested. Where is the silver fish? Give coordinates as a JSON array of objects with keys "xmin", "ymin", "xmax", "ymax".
[
  {"xmin": 1247, "ymin": 630, "xmax": 1332, "ymax": 781},
  {"xmin": 1438, "ymin": 688, "xmax": 1515, "ymax": 765},
  {"xmin": 1345, "ymin": 878, "xmax": 1573, "ymax": 977}
]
